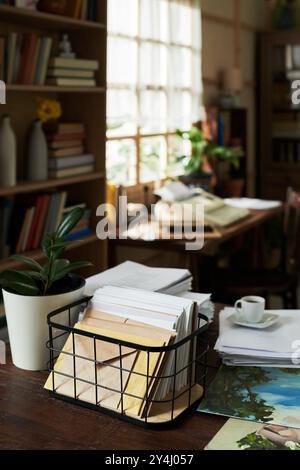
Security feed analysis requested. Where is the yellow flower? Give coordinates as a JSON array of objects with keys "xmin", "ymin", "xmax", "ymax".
[{"xmin": 36, "ymin": 97, "xmax": 62, "ymax": 122}]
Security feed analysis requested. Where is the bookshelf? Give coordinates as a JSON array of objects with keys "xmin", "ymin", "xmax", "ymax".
[
  {"xmin": 0, "ymin": 3, "xmax": 107, "ymax": 276},
  {"xmin": 260, "ymin": 31, "xmax": 300, "ymax": 199}
]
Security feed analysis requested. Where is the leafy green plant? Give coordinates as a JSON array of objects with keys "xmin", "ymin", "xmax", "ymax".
[
  {"xmin": 0, "ymin": 208, "xmax": 91, "ymax": 296},
  {"xmin": 175, "ymin": 127, "xmax": 244, "ymax": 175}
]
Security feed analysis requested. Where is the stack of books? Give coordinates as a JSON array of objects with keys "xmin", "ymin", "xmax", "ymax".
[
  {"xmin": 0, "ymin": 32, "xmax": 53, "ymax": 84},
  {"xmin": 46, "ymin": 122, "xmax": 95, "ymax": 179},
  {"xmin": 215, "ymin": 307, "xmax": 300, "ymax": 368},
  {"xmin": 47, "ymin": 57, "xmax": 99, "ymax": 88},
  {"xmin": 0, "ymin": 194, "xmax": 92, "ymax": 255}
]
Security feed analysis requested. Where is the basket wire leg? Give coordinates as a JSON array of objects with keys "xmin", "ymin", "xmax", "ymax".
[
  {"xmin": 188, "ymin": 336, "xmax": 196, "ymax": 407},
  {"xmin": 49, "ymin": 325, "xmax": 55, "ymax": 392},
  {"xmin": 171, "ymin": 349, "xmax": 178, "ymax": 421},
  {"xmin": 144, "ymin": 351, "xmax": 150, "ymax": 423},
  {"xmin": 72, "ymin": 332, "xmax": 77, "ymax": 400},
  {"xmin": 119, "ymin": 344, "xmax": 124, "ymax": 415},
  {"xmin": 93, "ymin": 336, "xmax": 98, "ymax": 406}
]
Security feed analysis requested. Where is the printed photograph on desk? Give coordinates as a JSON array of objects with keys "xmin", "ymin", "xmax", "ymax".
[
  {"xmin": 206, "ymin": 418, "xmax": 300, "ymax": 451},
  {"xmin": 199, "ymin": 366, "xmax": 300, "ymax": 429}
]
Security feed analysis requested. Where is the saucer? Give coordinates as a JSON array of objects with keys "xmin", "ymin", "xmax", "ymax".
[{"xmin": 229, "ymin": 313, "xmax": 279, "ymax": 329}]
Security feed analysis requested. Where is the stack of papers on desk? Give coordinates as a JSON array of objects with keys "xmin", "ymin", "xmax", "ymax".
[
  {"xmin": 224, "ymin": 198, "xmax": 282, "ymax": 210},
  {"xmin": 215, "ymin": 308, "xmax": 300, "ymax": 368},
  {"xmin": 85, "ymin": 261, "xmax": 192, "ymax": 296}
]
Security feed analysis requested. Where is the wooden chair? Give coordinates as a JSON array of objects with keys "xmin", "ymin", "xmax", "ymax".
[{"xmin": 214, "ymin": 188, "xmax": 300, "ymax": 309}]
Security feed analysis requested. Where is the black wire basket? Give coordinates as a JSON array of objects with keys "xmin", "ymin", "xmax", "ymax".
[{"xmin": 46, "ymin": 297, "xmax": 209, "ymax": 429}]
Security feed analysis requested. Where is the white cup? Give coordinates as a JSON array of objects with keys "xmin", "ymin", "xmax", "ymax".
[{"xmin": 234, "ymin": 296, "xmax": 265, "ymax": 324}]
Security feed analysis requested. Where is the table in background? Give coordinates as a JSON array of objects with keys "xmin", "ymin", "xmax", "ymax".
[
  {"xmin": 0, "ymin": 305, "xmax": 225, "ymax": 451},
  {"xmin": 108, "ymin": 207, "xmax": 283, "ymax": 291}
]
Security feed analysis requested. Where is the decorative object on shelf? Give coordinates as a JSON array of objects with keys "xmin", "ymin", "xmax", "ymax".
[
  {"xmin": 218, "ymin": 68, "xmax": 243, "ymax": 109},
  {"xmin": 175, "ymin": 127, "xmax": 243, "ymax": 191},
  {"xmin": 0, "ymin": 115, "xmax": 17, "ymax": 188},
  {"xmin": 37, "ymin": 0, "xmax": 68, "ymax": 16},
  {"xmin": 271, "ymin": 0, "xmax": 298, "ymax": 29},
  {"xmin": 36, "ymin": 97, "xmax": 62, "ymax": 124},
  {"xmin": 0, "ymin": 208, "xmax": 92, "ymax": 371},
  {"xmin": 27, "ymin": 119, "xmax": 48, "ymax": 181},
  {"xmin": 59, "ymin": 34, "xmax": 76, "ymax": 59}
]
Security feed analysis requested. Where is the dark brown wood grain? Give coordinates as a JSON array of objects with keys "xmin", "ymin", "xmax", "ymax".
[{"xmin": 0, "ymin": 306, "xmax": 226, "ymax": 451}]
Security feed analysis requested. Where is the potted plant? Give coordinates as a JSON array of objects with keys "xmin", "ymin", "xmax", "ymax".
[
  {"xmin": 0, "ymin": 208, "xmax": 91, "ymax": 371},
  {"xmin": 174, "ymin": 127, "xmax": 243, "ymax": 192}
]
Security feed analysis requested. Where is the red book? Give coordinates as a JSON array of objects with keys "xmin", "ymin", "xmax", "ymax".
[
  {"xmin": 26, "ymin": 196, "xmax": 44, "ymax": 251},
  {"xmin": 32, "ymin": 195, "xmax": 50, "ymax": 250},
  {"xmin": 17, "ymin": 33, "xmax": 38, "ymax": 84}
]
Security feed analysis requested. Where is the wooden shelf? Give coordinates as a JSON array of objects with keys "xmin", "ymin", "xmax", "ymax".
[
  {"xmin": 0, "ymin": 5, "xmax": 105, "ymax": 31},
  {"xmin": 0, "ymin": 172, "xmax": 104, "ymax": 197},
  {"xmin": 6, "ymin": 85, "xmax": 106, "ymax": 94},
  {"xmin": 0, "ymin": 234, "xmax": 99, "ymax": 271}
]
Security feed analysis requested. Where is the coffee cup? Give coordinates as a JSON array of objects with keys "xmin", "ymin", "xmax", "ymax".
[{"xmin": 234, "ymin": 296, "xmax": 265, "ymax": 324}]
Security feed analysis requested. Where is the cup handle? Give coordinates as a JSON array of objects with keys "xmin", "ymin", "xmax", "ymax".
[{"xmin": 235, "ymin": 300, "xmax": 243, "ymax": 319}]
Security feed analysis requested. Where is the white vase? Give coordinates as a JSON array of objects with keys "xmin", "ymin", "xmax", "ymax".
[
  {"xmin": 27, "ymin": 119, "xmax": 48, "ymax": 181},
  {"xmin": 2, "ymin": 276, "xmax": 85, "ymax": 371},
  {"xmin": 0, "ymin": 115, "xmax": 17, "ymax": 187}
]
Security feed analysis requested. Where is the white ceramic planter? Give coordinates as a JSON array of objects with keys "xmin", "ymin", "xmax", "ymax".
[{"xmin": 3, "ymin": 278, "xmax": 85, "ymax": 371}]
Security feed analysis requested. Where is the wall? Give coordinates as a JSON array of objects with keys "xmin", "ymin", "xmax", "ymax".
[{"xmin": 201, "ymin": 0, "xmax": 267, "ymax": 196}]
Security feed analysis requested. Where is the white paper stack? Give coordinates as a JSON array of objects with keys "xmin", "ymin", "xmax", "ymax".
[
  {"xmin": 215, "ymin": 307, "xmax": 300, "ymax": 368},
  {"xmin": 85, "ymin": 261, "xmax": 192, "ymax": 296},
  {"xmin": 90, "ymin": 286, "xmax": 198, "ymax": 399}
]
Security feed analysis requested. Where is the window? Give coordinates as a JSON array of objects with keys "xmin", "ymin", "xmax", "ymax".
[{"xmin": 107, "ymin": 0, "xmax": 204, "ymax": 185}]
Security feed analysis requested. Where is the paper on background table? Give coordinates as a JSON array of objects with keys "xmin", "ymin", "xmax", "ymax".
[{"xmin": 225, "ymin": 198, "xmax": 282, "ymax": 210}]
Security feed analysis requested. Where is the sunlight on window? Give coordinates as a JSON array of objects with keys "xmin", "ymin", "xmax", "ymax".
[{"xmin": 107, "ymin": 0, "xmax": 203, "ymax": 185}]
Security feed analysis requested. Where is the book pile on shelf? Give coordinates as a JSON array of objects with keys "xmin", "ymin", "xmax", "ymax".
[
  {"xmin": 47, "ymin": 57, "xmax": 99, "ymax": 87},
  {"xmin": 4, "ymin": 1, "xmax": 98, "ymax": 22},
  {"xmin": 0, "ymin": 32, "xmax": 53, "ymax": 85},
  {"xmin": 0, "ymin": 195, "xmax": 92, "ymax": 256},
  {"xmin": 46, "ymin": 122, "xmax": 95, "ymax": 179},
  {"xmin": 215, "ymin": 307, "xmax": 300, "ymax": 367},
  {"xmin": 45, "ymin": 280, "xmax": 211, "ymax": 420}
]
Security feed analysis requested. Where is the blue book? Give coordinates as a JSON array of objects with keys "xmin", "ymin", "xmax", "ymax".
[{"xmin": 66, "ymin": 228, "xmax": 92, "ymax": 242}]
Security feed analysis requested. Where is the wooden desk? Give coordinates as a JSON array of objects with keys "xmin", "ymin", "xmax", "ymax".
[
  {"xmin": 108, "ymin": 207, "xmax": 283, "ymax": 291},
  {"xmin": 0, "ymin": 306, "xmax": 226, "ymax": 451}
]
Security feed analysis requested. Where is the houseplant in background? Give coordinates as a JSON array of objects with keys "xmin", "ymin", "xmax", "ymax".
[
  {"xmin": 175, "ymin": 127, "xmax": 243, "ymax": 193},
  {"xmin": 0, "ymin": 208, "xmax": 91, "ymax": 371}
]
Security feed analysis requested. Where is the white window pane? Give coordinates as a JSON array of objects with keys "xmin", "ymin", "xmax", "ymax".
[
  {"xmin": 192, "ymin": 0, "xmax": 201, "ymax": 51},
  {"xmin": 107, "ymin": 90, "xmax": 137, "ymax": 137},
  {"xmin": 140, "ymin": 43, "xmax": 167, "ymax": 87},
  {"xmin": 140, "ymin": 137, "xmax": 167, "ymax": 183},
  {"xmin": 106, "ymin": 140, "xmax": 137, "ymax": 185},
  {"xmin": 107, "ymin": 37, "xmax": 137, "ymax": 85},
  {"xmin": 108, "ymin": 0, "xmax": 138, "ymax": 37},
  {"xmin": 169, "ymin": 46, "xmax": 192, "ymax": 88},
  {"xmin": 140, "ymin": 91, "xmax": 167, "ymax": 133},
  {"xmin": 170, "ymin": 0, "xmax": 192, "ymax": 46},
  {"xmin": 168, "ymin": 91, "xmax": 192, "ymax": 129},
  {"xmin": 140, "ymin": 0, "xmax": 169, "ymax": 41},
  {"xmin": 192, "ymin": 52, "xmax": 202, "ymax": 94}
]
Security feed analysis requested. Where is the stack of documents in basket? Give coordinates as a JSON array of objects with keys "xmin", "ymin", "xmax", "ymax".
[
  {"xmin": 45, "ymin": 286, "xmax": 206, "ymax": 420},
  {"xmin": 85, "ymin": 261, "xmax": 192, "ymax": 296},
  {"xmin": 90, "ymin": 286, "xmax": 198, "ymax": 399},
  {"xmin": 215, "ymin": 307, "xmax": 300, "ymax": 368}
]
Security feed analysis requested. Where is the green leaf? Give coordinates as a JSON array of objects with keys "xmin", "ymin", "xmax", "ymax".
[
  {"xmin": 56, "ymin": 208, "xmax": 84, "ymax": 239},
  {"xmin": 0, "ymin": 270, "xmax": 40, "ymax": 296},
  {"xmin": 52, "ymin": 261, "xmax": 92, "ymax": 283},
  {"xmin": 10, "ymin": 255, "xmax": 42, "ymax": 271}
]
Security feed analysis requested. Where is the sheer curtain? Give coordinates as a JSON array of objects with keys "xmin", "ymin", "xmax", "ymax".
[{"xmin": 107, "ymin": 0, "xmax": 204, "ymax": 184}]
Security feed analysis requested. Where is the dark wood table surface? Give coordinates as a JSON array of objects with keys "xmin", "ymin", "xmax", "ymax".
[{"xmin": 0, "ymin": 305, "xmax": 226, "ymax": 450}]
